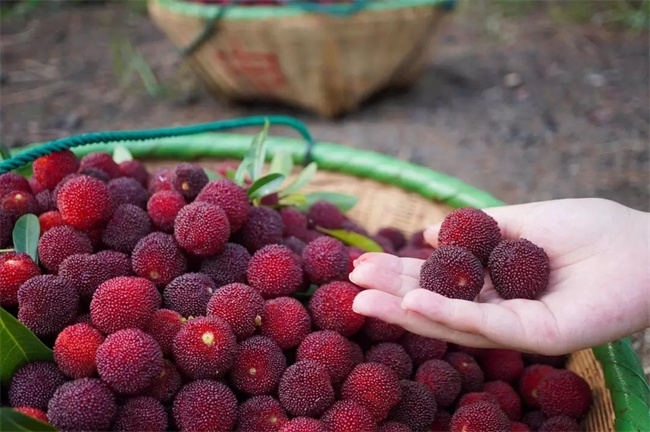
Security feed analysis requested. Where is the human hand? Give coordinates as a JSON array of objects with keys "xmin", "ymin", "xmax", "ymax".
[{"xmin": 350, "ymin": 198, "xmax": 650, "ymax": 355}]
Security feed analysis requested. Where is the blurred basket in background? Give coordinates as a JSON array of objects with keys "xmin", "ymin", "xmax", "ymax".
[{"xmin": 148, "ymin": 0, "xmax": 455, "ymax": 117}]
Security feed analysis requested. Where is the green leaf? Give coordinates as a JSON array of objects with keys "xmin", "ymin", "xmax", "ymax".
[
  {"xmin": 205, "ymin": 169, "xmax": 221, "ymax": 181},
  {"xmin": 247, "ymin": 173, "xmax": 285, "ymax": 201},
  {"xmin": 292, "ymin": 284, "xmax": 319, "ymax": 305},
  {"xmin": 250, "ymin": 119, "xmax": 270, "ymax": 181},
  {"xmin": 317, "ymin": 228, "xmax": 383, "ymax": 253},
  {"xmin": 112, "ymin": 144, "xmax": 133, "ymax": 164},
  {"xmin": 0, "ymin": 408, "xmax": 56, "ymax": 432},
  {"xmin": 0, "ymin": 308, "xmax": 53, "ymax": 386},
  {"xmin": 301, "ymin": 192, "xmax": 359, "ymax": 212},
  {"xmin": 278, "ymin": 194, "xmax": 307, "ymax": 206},
  {"xmin": 12, "ymin": 215, "xmax": 40, "ymax": 264},
  {"xmin": 0, "ymin": 143, "xmax": 11, "ymax": 161},
  {"xmin": 269, "ymin": 149, "xmax": 293, "ymax": 178},
  {"xmin": 225, "ymin": 169, "xmax": 237, "ymax": 181},
  {"xmin": 280, "ymin": 162, "xmax": 317, "ymax": 197}
]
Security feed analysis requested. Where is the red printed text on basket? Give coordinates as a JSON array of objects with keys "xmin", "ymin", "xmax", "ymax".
[{"xmin": 215, "ymin": 41, "xmax": 286, "ymax": 92}]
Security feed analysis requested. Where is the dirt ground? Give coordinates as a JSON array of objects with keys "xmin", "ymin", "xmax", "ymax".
[{"xmin": 1, "ymin": 4, "xmax": 648, "ymax": 376}]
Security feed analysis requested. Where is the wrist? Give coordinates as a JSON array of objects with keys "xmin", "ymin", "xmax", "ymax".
[{"xmin": 632, "ymin": 210, "xmax": 650, "ymax": 328}]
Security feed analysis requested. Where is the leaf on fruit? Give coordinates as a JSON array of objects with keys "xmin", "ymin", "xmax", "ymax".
[
  {"xmin": 280, "ymin": 162, "xmax": 317, "ymax": 197},
  {"xmin": 269, "ymin": 149, "xmax": 293, "ymax": 178},
  {"xmin": 278, "ymin": 194, "xmax": 307, "ymax": 207},
  {"xmin": 292, "ymin": 284, "xmax": 319, "ymax": 305},
  {"xmin": 250, "ymin": 119, "xmax": 270, "ymax": 181},
  {"xmin": 0, "ymin": 308, "xmax": 53, "ymax": 386},
  {"xmin": 300, "ymin": 192, "xmax": 358, "ymax": 212},
  {"xmin": 225, "ymin": 169, "xmax": 237, "ymax": 181},
  {"xmin": 112, "ymin": 144, "xmax": 133, "ymax": 163},
  {"xmin": 12, "ymin": 214, "xmax": 40, "ymax": 264},
  {"xmin": 248, "ymin": 173, "xmax": 285, "ymax": 201},
  {"xmin": 0, "ymin": 408, "xmax": 56, "ymax": 432},
  {"xmin": 317, "ymin": 228, "xmax": 383, "ymax": 253}
]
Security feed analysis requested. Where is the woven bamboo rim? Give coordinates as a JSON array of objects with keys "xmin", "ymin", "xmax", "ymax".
[
  {"xmin": 3, "ymin": 120, "xmax": 648, "ymax": 430},
  {"xmin": 148, "ymin": 0, "xmax": 453, "ymax": 117}
]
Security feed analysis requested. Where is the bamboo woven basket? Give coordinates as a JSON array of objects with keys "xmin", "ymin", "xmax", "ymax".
[
  {"xmin": 1, "ymin": 117, "xmax": 649, "ymax": 432},
  {"xmin": 147, "ymin": 0, "xmax": 454, "ymax": 117}
]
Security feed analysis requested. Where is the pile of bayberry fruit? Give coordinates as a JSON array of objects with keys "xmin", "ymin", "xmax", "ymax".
[{"xmin": 1, "ymin": 148, "xmax": 592, "ymax": 432}]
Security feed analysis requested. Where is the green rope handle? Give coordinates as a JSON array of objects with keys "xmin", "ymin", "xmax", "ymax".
[
  {"xmin": 0, "ymin": 116, "xmax": 315, "ymax": 174},
  {"xmin": 180, "ymin": 0, "xmax": 370, "ymax": 57}
]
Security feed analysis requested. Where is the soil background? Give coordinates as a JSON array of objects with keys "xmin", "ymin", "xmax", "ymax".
[{"xmin": 1, "ymin": 2, "xmax": 648, "ymax": 378}]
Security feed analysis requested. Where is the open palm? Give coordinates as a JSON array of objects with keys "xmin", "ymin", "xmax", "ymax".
[{"xmin": 351, "ymin": 199, "xmax": 650, "ymax": 355}]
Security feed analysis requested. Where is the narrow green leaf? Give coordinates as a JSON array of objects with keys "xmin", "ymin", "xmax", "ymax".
[
  {"xmin": 269, "ymin": 149, "xmax": 293, "ymax": 178},
  {"xmin": 250, "ymin": 119, "xmax": 270, "ymax": 181},
  {"xmin": 301, "ymin": 192, "xmax": 359, "ymax": 212},
  {"xmin": 0, "ymin": 308, "xmax": 53, "ymax": 386},
  {"xmin": 112, "ymin": 144, "xmax": 133, "ymax": 164},
  {"xmin": 0, "ymin": 408, "xmax": 56, "ymax": 432},
  {"xmin": 12, "ymin": 215, "xmax": 40, "ymax": 264},
  {"xmin": 292, "ymin": 284, "xmax": 319, "ymax": 305},
  {"xmin": 247, "ymin": 173, "xmax": 285, "ymax": 201},
  {"xmin": 225, "ymin": 169, "xmax": 237, "ymax": 181},
  {"xmin": 0, "ymin": 143, "xmax": 11, "ymax": 161},
  {"xmin": 280, "ymin": 162, "xmax": 317, "ymax": 197},
  {"xmin": 278, "ymin": 194, "xmax": 307, "ymax": 206},
  {"xmin": 317, "ymin": 228, "xmax": 384, "ymax": 253},
  {"xmin": 234, "ymin": 133, "xmax": 260, "ymax": 186},
  {"xmin": 205, "ymin": 169, "xmax": 221, "ymax": 181}
]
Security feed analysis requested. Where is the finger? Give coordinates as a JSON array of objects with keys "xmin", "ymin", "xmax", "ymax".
[
  {"xmin": 349, "ymin": 262, "xmax": 419, "ymax": 297},
  {"xmin": 353, "ymin": 290, "xmax": 498, "ymax": 348},
  {"xmin": 354, "ymin": 253, "xmax": 424, "ymax": 279},
  {"xmin": 401, "ymin": 289, "xmax": 533, "ymax": 348}
]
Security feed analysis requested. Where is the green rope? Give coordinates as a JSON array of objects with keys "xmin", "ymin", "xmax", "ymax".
[{"xmin": 0, "ymin": 116, "xmax": 315, "ymax": 173}]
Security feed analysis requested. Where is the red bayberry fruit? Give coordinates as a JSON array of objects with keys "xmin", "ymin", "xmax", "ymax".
[
  {"xmin": 172, "ymin": 316, "xmax": 237, "ymax": 379},
  {"xmin": 247, "ymin": 244, "xmax": 303, "ymax": 298},
  {"xmin": 519, "ymin": 364, "xmax": 555, "ymax": 408},
  {"xmin": 237, "ymin": 395, "xmax": 289, "ymax": 432},
  {"xmin": 114, "ymin": 396, "xmax": 168, "ymax": 432},
  {"xmin": 57, "ymin": 175, "xmax": 113, "ymax": 230},
  {"xmin": 9, "ymin": 362, "xmax": 67, "ymax": 411},
  {"xmin": 200, "ymin": 242, "xmax": 251, "ymax": 287},
  {"xmin": 522, "ymin": 410, "xmax": 547, "ymax": 430},
  {"xmin": 38, "ymin": 210, "xmax": 64, "ymax": 235},
  {"xmin": 341, "ymin": 362, "xmax": 402, "ymax": 421},
  {"xmin": 1, "ymin": 191, "xmax": 38, "ymax": 220},
  {"xmin": 35, "ymin": 190, "xmax": 55, "ymax": 213},
  {"xmin": 132, "ymin": 232, "xmax": 187, "ymax": 286},
  {"xmin": 145, "ymin": 309, "xmax": 183, "ymax": 357},
  {"xmin": 438, "ymin": 207, "xmax": 501, "ymax": 265},
  {"xmin": 172, "ymin": 380, "xmax": 238, "ymax": 432},
  {"xmin": 388, "ymin": 380, "xmax": 437, "ymax": 430},
  {"xmin": 365, "ymin": 343, "xmax": 413, "ymax": 380},
  {"xmin": 489, "ymin": 238, "xmax": 551, "ymax": 300},
  {"xmin": 237, "ymin": 206, "xmax": 283, "ymax": 252},
  {"xmin": 90, "ymin": 276, "xmax": 160, "ymax": 334},
  {"xmin": 420, "ymin": 245, "xmax": 484, "ymax": 300},
  {"xmin": 511, "ymin": 421, "xmax": 532, "ymax": 432},
  {"xmin": 415, "ymin": 359, "xmax": 462, "ymax": 408},
  {"xmin": 279, "ymin": 360, "xmax": 335, "ymax": 417},
  {"xmin": 18, "ymin": 275, "xmax": 79, "ymax": 336},
  {"xmin": 446, "ymin": 351, "xmax": 485, "ymax": 393},
  {"xmin": 164, "ymin": 272, "xmax": 215, "ymax": 318},
  {"xmin": 457, "ymin": 392, "xmax": 499, "ymax": 408},
  {"xmin": 47, "ymin": 378, "xmax": 117, "ymax": 432},
  {"xmin": 174, "ymin": 201, "xmax": 230, "ymax": 257},
  {"xmin": 96, "ymin": 250, "xmax": 134, "ymax": 277},
  {"xmin": 280, "ymin": 417, "xmax": 327, "ymax": 432},
  {"xmin": 0, "ymin": 213, "xmax": 12, "ymax": 248},
  {"xmin": 38, "ymin": 225, "xmax": 93, "ymax": 273},
  {"xmin": 377, "ymin": 227, "xmax": 406, "ymax": 250},
  {"xmin": 537, "ymin": 370, "xmax": 592, "ymax": 418},
  {"xmin": 54, "ymin": 323, "xmax": 104, "ymax": 378},
  {"xmin": 172, "ymin": 162, "xmax": 208, "ymax": 201},
  {"xmin": 79, "ymin": 152, "xmax": 121, "ymax": 178},
  {"xmin": 96, "ymin": 328, "xmax": 164, "ymax": 395},
  {"xmin": 307, "ymin": 200, "xmax": 344, "ymax": 229},
  {"xmin": 430, "ymin": 410, "xmax": 452, "ymax": 432},
  {"xmin": 309, "ymin": 281, "xmax": 365, "ymax": 336},
  {"xmin": 148, "ymin": 168, "xmax": 173, "ymax": 194},
  {"xmin": 196, "ymin": 179, "xmax": 250, "ymax": 232},
  {"xmin": 230, "ymin": 336, "xmax": 286, "ymax": 396},
  {"xmin": 118, "ymin": 160, "xmax": 149, "ymax": 186},
  {"xmin": 0, "ymin": 252, "xmax": 41, "ymax": 307},
  {"xmin": 260, "ymin": 297, "xmax": 311, "ymax": 350},
  {"xmin": 302, "ymin": 236, "xmax": 348, "ymax": 284},
  {"xmin": 147, "ymin": 190, "xmax": 186, "ymax": 232},
  {"xmin": 484, "ymin": 381, "xmax": 523, "ymax": 420},
  {"xmin": 147, "ymin": 359, "xmax": 182, "ymax": 403},
  {"xmin": 59, "ymin": 253, "xmax": 112, "ymax": 300},
  {"xmin": 450, "ymin": 401, "xmax": 510, "ymax": 432},
  {"xmin": 296, "ymin": 330, "xmax": 356, "ymax": 384},
  {"xmin": 206, "ymin": 282, "xmax": 264, "ymax": 339},
  {"xmin": 539, "ymin": 415, "xmax": 582, "ymax": 431},
  {"xmin": 32, "ymin": 149, "xmax": 79, "ymax": 190},
  {"xmin": 481, "ymin": 349, "xmax": 524, "ymax": 383},
  {"xmin": 321, "ymin": 399, "xmax": 377, "ymax": 432},
  {"xmin": 0, "ymin": 172, "xmax": 31, "ymax": 199},
  {"xmin": 401, "ymin": 332, "xmax": 447, "ymax": 365},
  {"xmin": 363, "ymin": 318, "xmax": 406, "ymax": 342},
  {"xmin": 108, "ymin": 177, "xmax": 148, "ymax": 209}
]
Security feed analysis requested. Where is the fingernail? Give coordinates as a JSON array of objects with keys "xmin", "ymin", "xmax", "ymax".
[{"xmin": 348, "ymin": 271, "xmax": 358, "ymax": 284}]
